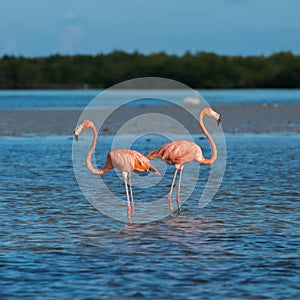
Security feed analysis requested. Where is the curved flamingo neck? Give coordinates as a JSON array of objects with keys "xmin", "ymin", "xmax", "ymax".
[
  {"xmin": 85, "ymin": 122, "xmax": 105, "ymax": 174},
  {"xmin": 199, "ymin": 109, "xmax": 217, "ymax": 165}
]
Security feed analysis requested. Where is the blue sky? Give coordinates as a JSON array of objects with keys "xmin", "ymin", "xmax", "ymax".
[{"xmin": 1, "ymin": 0, "xmax": 300, "ymax": 57}]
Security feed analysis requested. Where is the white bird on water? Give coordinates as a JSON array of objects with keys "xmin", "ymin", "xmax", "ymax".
[{"xmin": 183, "ymin": 91, "xmax": 201, "ymax": 105}]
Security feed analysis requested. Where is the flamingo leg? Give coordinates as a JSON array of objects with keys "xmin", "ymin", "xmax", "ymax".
[
  {"xmin": 176, "ymin": 166, "xmax": 184, "ymax": 214},
  {"xmin": 168, "ymin": 168, "xmax": 178, "ymax": 211},
  {"xmin": 122, "ymin": 172, "xmax": 132, "ymax": 218},
  {"xmin": 128, "ymin": 173, "xmax": 134, "ymax": 215}
]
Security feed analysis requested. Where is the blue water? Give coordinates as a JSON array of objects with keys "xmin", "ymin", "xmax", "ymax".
[
  {"xmin": 0, "ymin": 89, "xmax": 300, "ymax": 110},
  {"xmin": 1, "ymin": 134, "xmax": 299, "ymax": 299},
  {"xmin": 0, "ymin": 90, "xmax": 99, "ymax": 110}
]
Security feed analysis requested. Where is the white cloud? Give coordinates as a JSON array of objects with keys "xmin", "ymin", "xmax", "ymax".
[
  {"xmin": 2, "ymin": 39, "xmax": 17, "ymax": 54},
  {"xmin": 60, "ymin": 10, "xmax": 87, "ymax": 26},
  {"xmin": 63, "ymin": 11, "xmax": 77, "ymax": 21},
  {"xmin": 58, "ymin": 11, "xmax": 86, "ymax": 53}
]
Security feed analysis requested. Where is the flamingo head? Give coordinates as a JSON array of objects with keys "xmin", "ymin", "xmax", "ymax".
[
  {"xmin": 73, "ymin": 123, "xmax": 82, "ymax": 141},
  {"xmin": 209, "ymin": 108, "xmax": 221, "ymax": 126},
  {"xmin": 73, "ymin": 120, "xmax": 90, "ymax": 141},
  {"xmin": 73, "ymin": 120, "xmax": 94, "ymax": 140}
]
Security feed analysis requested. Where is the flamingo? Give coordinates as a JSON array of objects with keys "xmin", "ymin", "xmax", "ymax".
[
  {"xmin": 147, "ymin": 107, "xmax": 221, "ymax": 213},
  {"xmin": 73, "ymin": 120, "xmax": 160, "ymax": 219}
]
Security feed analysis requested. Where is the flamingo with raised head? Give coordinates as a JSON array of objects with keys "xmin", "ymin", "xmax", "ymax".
[
  {"xmin": 73, "ymin": 120, "xmax": 160, "ymax": 220},
  {"xmin": 147, "ymin": 107, "xmax": 221, "ymax": 213}
]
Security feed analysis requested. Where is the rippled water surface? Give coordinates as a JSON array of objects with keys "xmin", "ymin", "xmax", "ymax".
[{"xmin": 1, "ymin": 134, "xmax": 300, "ymax": 299}]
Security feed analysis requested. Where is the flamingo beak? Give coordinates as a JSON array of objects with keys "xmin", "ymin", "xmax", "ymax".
[
  {"xmin": 74, "ymin": 132, "xmax": 79, "ymax": 141},
  {"xmin": 73, "ymin": 124, "xmax": 82, "ymax": 141},
  {"xmin": 217, "ymin": 115, "xmax": 221, "ymax": 126}
]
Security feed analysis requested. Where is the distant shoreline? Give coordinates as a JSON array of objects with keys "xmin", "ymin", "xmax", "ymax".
[
  {"xmin": 1, "ymin": 103, "xmax": 299, "ymax": 137},
  {"xmin": 1, "ymin": 51, "xmax": 300, "ymax": 89}
]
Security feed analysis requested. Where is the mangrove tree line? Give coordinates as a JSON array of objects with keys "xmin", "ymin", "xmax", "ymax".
[{"xmin": 0, "ymin": 51, "xmax": 299, "ymax": 89}]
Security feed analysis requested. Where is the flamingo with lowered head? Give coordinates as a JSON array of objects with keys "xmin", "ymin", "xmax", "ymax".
[
  {"xmin": 147, "ymin": 107, "xmax": 221, "ymax": 213},
  {"xmin": 73, "ymin": 120, "xmax": 160, "ymax": 219}
]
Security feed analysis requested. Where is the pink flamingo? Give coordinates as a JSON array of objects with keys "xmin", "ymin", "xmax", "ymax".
[
  {"xmin": 73, "ymin": 120, "xmax": 160, "ymax": 219},
  {"xmin": 147, "ymin": 107, "xmax": 221, "ymax": 213}
]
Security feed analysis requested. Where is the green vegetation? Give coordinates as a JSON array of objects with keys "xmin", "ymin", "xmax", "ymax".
[{"xmin": 0, "ymin": 51, "xmax": 299, "ymax": 89}]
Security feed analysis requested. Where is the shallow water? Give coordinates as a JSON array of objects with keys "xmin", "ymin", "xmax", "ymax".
[{"xmin": 1, "ymin": 134, "xmax": 300, "ymax": 299}]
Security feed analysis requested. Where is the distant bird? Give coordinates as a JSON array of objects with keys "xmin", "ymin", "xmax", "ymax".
[
  {"xmin": 147, "ymin": 107, "xmax": 221, "ymax": 213},
  {"xmin": 183, "ymin": 91, "xmax": 201, "ymax": 105},
  {"xmin": 73, "ymin": 120, "xmax": 160, "ymax": 220}
]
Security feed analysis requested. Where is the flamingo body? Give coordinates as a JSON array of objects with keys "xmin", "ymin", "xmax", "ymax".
[
  {"xmin": 103, "ymin": 149, "xmax": 159, "ymax": 174},
  {"xmin": 147, "ymin": 140, "xmax": 204, "ymax": 166}
]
